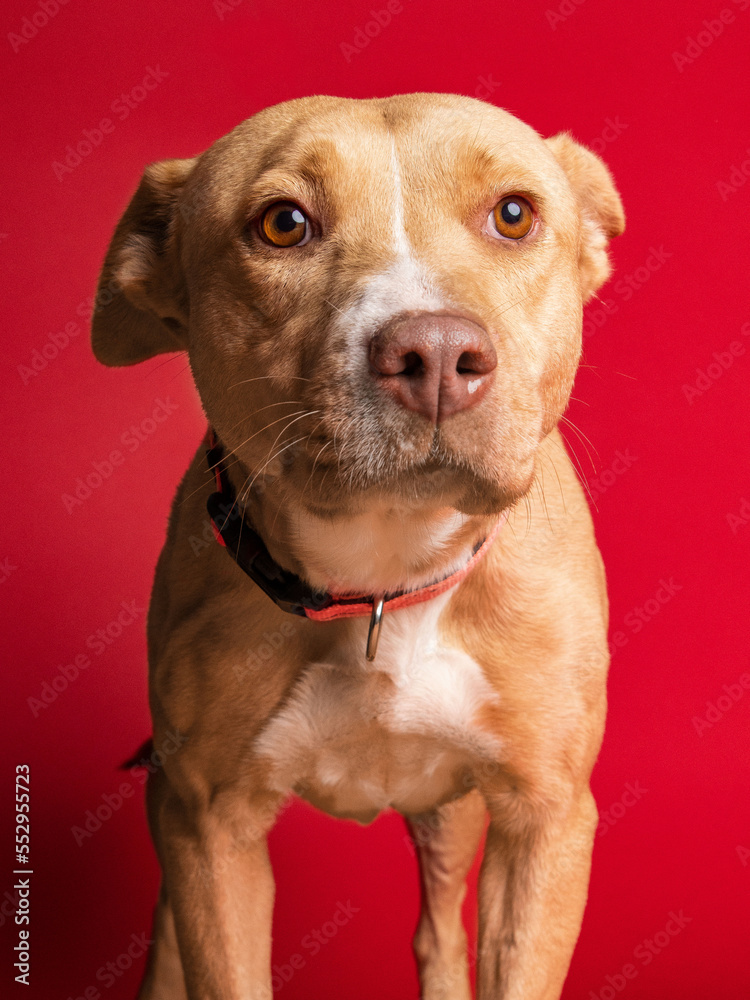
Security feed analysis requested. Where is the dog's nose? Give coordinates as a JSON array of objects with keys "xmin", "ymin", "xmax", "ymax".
[{"xmin": 368, "ymin": 314, "xmax": 497, "ymax": 424}]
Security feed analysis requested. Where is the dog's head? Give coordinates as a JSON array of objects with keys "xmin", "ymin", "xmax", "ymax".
[{"xmin": 93, "ymin": 93, "xmax": 623, "ymax": 571}]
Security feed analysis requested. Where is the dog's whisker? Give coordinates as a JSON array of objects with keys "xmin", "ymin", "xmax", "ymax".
[
  {"xmin": 216, "ymin": 409, "xmax": 319, "ymax": 471},
  {"xmin": 267, "ymin": 416, "xmax": 327, "ymax": 537},
  {"xmin": 227, "ymin": 376, "xmax": 311, "ymax": 390},
  {"xmin": 273, "ymin": 423, "xmax": 330, "ymax": 534},
  {"xmin": 178, "ymin": 410, "xmax": 318, "ymax": 510},
  {"xmin": 219, "ymin": 410, "xmax": 315, "ymax": 466},
  {"xmin": 562, "ymin": 438, "xmax": 598, "ymax": 511},
  {"xmin": 231, "ymin": 420, "xmax": 312, "ymax": 555},
  {"xmin": 242, "ymin": 435, "xmax": 310, "ymax": 500},
  {"xmin": 534, "ymin": 459, "xmax": 553, "ymax": 533},
  {"xmin": 178, "ymin": 470, "xmax": 223, "ymax": 508},
  {"xmin": 167, "ymin": 361, "xmax": 194, "ymax": 383},
  {"xmin": 521, "ymin": 492, "xmax": 533, "ymax": 537},
  {"xmin": 539, "ymin": 449, "xmax": 567, "ymax": 517},
  {"xmin": 230, "ymin": 412, "xmax": 320, "ymax": 522},
  {"xmin": 262, "ymin": 410, "xmax": 321, "ymax": 470},
  {"xmin": 485, "ymin": 293, "xmax": 531, "ymax": 324},
  {"xmin": 144, "ymin": 353, "xmax": 189, "ymax": 376},
  {"xmin": 559, "ymin": 416, "xmax": 599, "ymax": 472},
  {"xmin": 222, "ymin": 400, "xmax": 307, "ymax": 433},
  {"xmin": 177, "ymin": 405, "xmax": 313, "ymax": 508},
  {"xmin": 234, "ymin": 432, "xmax": 297, "ymax": 561},
  {"xmin": 560, "ymin": 414, "xmax": 599, "ymax": 454},
  {"xmin": 215, "ymin": 401, "xmax": 307, "ymax": 457}
]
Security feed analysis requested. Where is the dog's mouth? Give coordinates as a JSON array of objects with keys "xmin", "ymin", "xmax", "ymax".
[
  {"xmin": 227, "ymin": 378, "xmax": 542, "ymax": 520},
  {"xmin": 282, "ymin": 429, "xmax": 536, "ymax": 517}
]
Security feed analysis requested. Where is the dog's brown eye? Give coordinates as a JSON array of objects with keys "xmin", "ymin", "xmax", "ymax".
[
  {"xmin": 491, "ymin": 196, "xmax": 534, "ymax": 240},
  {"xmin": 260, "ymin": 202, "xmax": 309, "ymax": 247}
]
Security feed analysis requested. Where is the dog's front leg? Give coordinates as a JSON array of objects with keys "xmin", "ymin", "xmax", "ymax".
[
  {"xmin": 477, "ymin": 786, "xmax": 598, "ymax": 1000},
  {"xmin": 151, "ymin": 772, "xmax": 282, "ymax": 1000},
  {"xmin": 407, "ymin": 788, "xmax": 487, "ymax": 1000}
]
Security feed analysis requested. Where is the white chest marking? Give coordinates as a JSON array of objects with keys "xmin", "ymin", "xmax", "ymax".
[{"xmin": 254, "ymin": 591, "xmax": 500, "ymax": 821}]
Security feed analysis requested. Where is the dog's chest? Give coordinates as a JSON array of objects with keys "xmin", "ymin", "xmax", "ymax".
[{"xmin": 254, "ymin": 598, "xmax": 500, "ymax": 822}]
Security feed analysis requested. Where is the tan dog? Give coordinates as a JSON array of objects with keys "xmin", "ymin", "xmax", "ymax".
[{"xmin": 92, "ymin": 93, "xmax": 624, "ymax": 1000}]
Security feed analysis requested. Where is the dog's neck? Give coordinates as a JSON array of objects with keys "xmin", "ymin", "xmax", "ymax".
[{"xmin": 228, "ymin": 462, "xmax": 490, "ymax": 597}]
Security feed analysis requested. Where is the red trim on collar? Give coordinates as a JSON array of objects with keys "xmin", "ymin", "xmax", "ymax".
[{"xmin": 304, "ymin": 518, "xmax": 504, "ymax": 621}]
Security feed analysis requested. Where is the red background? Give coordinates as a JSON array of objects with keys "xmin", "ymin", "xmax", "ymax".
[{"xmin": 2, "ymin": 1, "xmax": 749, "ymax": 997}]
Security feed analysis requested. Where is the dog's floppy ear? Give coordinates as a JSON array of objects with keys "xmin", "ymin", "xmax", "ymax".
[
  {"xmin": 91, "ymin": 157, "xmax": 196, "ymax": 366},
  {"xmin": 546, "ymin": 133, "xmax": 625, "ymax": 301}
]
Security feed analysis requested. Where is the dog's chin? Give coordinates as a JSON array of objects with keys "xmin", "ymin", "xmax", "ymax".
[
  {"xmin": 452, "ymin": 477, "xmax": 529, "ymax": 516},
  {"xmin": 287, "ymin": 451, "xmax": 534, "ymax": 519}
]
